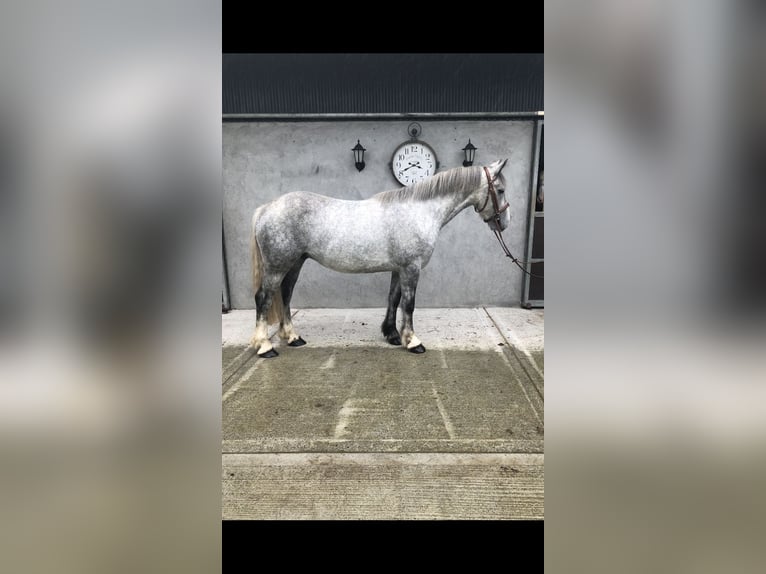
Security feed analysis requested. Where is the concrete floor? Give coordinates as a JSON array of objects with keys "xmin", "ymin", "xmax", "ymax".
[{"xmin": 222, "ymin": 307, "xmax": 543, "ymax": 519}]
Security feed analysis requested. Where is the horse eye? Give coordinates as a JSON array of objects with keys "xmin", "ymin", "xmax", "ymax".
[{"xmin": 497, "ymin": 189, "xmax": 505, "ymax": 194}]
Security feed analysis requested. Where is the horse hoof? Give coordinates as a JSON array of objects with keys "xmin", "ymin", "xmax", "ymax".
[
  {"xmin": 288, "ymin": 337, "xmax": 307, "ymax": 347},
  {"xmin": 386, "ymin": 335, "xmax": 401, "ymax": 346},
  {"xmin": 408, "ymin": 344, "xmax": 426, "ymax": 354},
  {"xmin": 258, "ymin": 349, "xmax": 279, "ymax": 359}
]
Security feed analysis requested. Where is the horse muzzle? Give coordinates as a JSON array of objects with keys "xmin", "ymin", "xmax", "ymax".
[{"xmin": 488, "ymin": 215, "xmax": 509, "ymax": 232}]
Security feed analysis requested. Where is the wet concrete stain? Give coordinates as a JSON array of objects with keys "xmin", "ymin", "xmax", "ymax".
[{"xmin": 223, "ymin": 345, "xmax": 544, "ymax": 453}]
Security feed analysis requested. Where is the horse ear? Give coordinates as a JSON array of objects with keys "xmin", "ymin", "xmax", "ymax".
[{"xmin": 489, "ymin": 158, "xmax": 508, "ymax": 175}]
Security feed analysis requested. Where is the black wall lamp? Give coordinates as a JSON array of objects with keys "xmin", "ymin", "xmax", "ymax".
[
  {"xmin": 352, "ymin": 140, "xmax": 366, "ymax": 172},
  {"xmin": 462, "ymin": 139, "xmax": 477, "ymax": 167}
]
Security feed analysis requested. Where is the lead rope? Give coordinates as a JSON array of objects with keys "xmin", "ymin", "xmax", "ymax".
[
  {"xmin": 481, "ymin": 166, "xmax": 544, "ymax": 280},
  {"xmin": 491, "ymin": 227, "xmax": 544, "ymax": 279}
]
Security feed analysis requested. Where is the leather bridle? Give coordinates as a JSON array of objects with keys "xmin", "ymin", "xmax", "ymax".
[
  {"xmin": 476, "ymin": 166, "xmax": 509, "ymax": 225},
  {"xmin": 477, "ymin": 166, "xmax": 544, "ymax": 280}
]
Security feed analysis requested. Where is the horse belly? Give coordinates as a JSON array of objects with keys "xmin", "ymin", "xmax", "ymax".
[
  {"xmin": 308, "ymin": 211, "xmax": 392, "ymax": 273},
  {"xmin": 311, "ymin": 240, "xmax": 392, "ymax": 273}
]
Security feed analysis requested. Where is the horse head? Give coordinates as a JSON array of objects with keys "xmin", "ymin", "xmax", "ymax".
[{"xmin": 474, "ymin": 159, "xmax": 510, "ymax": 232}]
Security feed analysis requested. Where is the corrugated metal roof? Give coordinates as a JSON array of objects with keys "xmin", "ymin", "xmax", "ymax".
[{"xmin": 223, "ymin": 54, "xmax": 543, "ymax": 115}]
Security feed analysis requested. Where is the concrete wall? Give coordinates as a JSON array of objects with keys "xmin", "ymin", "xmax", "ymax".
[{"xmin": 223, "ymin": 120, "xmax": 535, "ymax": 309}]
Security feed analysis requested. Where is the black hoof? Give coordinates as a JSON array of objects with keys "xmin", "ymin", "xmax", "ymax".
[
  {"xmin": 386, "ymin": 335, "xmax": 401, "ymax": 346},
  {"xmin": 258, "ymin": 348, "xmax": 279, "ymax": 359},
  {"xmin": 288, "ymin": 337, "xmax": 307, "ymax": 347},
  {"xmin": 408, "ymin": 344, "xmax": 426, "ymax": 354}
]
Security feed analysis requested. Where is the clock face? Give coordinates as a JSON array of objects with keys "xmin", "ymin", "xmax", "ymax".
[{"xmin": 391, "ymin": 140, "xmax": 438, "ymax": 186}]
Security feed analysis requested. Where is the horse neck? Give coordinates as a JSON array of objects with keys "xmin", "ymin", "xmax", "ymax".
[{"xmin": 433, "ymin": 185, "xmax": 481, "ymax": 228}]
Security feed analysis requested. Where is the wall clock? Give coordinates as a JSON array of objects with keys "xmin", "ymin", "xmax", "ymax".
[{"xmin": 391, "ymin": 123, "xmax": 439, "ymax": 186}]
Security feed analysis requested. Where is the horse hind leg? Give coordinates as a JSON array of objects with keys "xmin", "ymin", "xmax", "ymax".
[
  {"xmin": 250, "ymin": 226, "xmax": 284, "ymax": 358},
  {"xmin": 251, "ymin": 280, "xmax": 280, "ymax": 357},
  {"xmin": 381, "ymin": 271, "xmax": 402, "ymax": 346},
  {"xmin": 251, "ymin": 273, "xmax": 282, "ymax": 358},
  {"xmin": 278, "ymin": 257, "xmax": 307, "ymax": 347}
]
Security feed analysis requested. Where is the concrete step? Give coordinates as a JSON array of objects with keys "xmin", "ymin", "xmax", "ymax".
[{"xmin": 223, "ymin": 453, "xmax": 544, "ymax": 520}]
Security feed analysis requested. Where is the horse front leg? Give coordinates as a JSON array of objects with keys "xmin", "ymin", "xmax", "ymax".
[
  {"xmin": 398, "ymin": 265, "xmax": 426, "ymax": 354},
  {"xmin": 381, "ymin": 271, "xmax": 402, "ymax": 345}
]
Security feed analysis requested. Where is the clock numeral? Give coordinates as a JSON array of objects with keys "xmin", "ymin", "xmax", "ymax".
[{"xmin": 398, "ymin": 154, "xmax": 404, "ymax": 161}]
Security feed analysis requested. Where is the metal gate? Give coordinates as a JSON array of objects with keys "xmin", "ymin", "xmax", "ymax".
[
  {"xmin": 522, "ymin": 119, "xmax": 544, "ymax": 308},
  {"xmin": 222, "ymin": 222, "xmax": 231, "ymax": 313}
]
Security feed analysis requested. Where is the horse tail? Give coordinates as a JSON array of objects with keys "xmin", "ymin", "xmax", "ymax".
[
  {"xmin": 251, "ymin": 210, "xmax": 284, "ymax": 325},
  {"xmin": 250, "ymin": 221, "xmax": 261, "ymax": 294}
]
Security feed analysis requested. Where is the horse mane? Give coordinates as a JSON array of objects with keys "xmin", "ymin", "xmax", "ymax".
[{"xmin": 374, "ymin": 165, "xmax": 485, "ymax": 204}]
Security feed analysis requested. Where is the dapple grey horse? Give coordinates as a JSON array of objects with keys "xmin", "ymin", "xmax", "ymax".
[{"xmin": 250, "ymin": 159, "xmax": 510, "ymax": 358}]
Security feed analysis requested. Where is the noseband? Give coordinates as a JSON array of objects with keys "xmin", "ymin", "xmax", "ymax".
[{"xmin": 475, "ymin": 166, "xmax": 509, "ymax": 225}]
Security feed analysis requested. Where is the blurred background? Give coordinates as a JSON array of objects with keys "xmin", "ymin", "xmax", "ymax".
[
  {"xmin": 546, "ymin": 0, "xmax": 766, "ymax": 571},
  {"xmin": 1, "ymin": 0, "xmax": 766, "ymax": 569},
  {"xmin": 0, "ymin": 1, "xmax": 221, "ymax": 572}
]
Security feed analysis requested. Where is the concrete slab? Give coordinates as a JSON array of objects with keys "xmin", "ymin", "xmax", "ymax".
[
  {"xmin": 222, "ymin": 307, "xmax": 543, "ymax": 351},
  {"xmin": 223, "ymin": 453, "xmax": 544, "ymax": 520},
  {"xmin": 484, "ymin": 307, "xmax": 545, "ymax": 353},
  {"xmin": 222, "ymin": 307, "xmax": 544, "ymax": 519},
  {"xmin": 223, "ymin": 346, "xmax": 543, "ymax": 453},
  {"xmin": 484, "ymin": 307, "xmax": 544, "ymax": 396}
]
